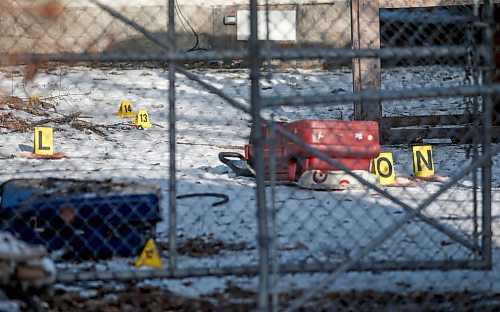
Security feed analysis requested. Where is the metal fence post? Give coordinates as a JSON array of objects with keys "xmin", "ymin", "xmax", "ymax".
[
  {"xmin": 481, "ymin": 0, "xmax": 494, "ymax": 269},
  {"xmin": 168, "ymin": 0, "xmax": 178, "ymax": 273},
  {"xmin": 249, "ymin": 0, "xmax": 270, "ymax": 310},
  {"xmin": 269, "ymin": 116, "xmax": 279, "ymax": 312}
]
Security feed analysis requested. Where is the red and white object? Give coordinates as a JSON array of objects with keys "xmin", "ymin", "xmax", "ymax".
[
  {"xmin": 297, "ymin": 170, "xmax": 380, "ymax": 190},
  {"xmin": 245, "ymin": 120, "xmax": 380, "ymax": 182}
]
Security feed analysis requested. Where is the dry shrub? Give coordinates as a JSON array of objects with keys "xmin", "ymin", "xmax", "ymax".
[
  {"xmin": 38, "ymin": 0, "xmax": 64, "ymax": 20},
  {"xmin": 0, "ymin": 1, "xmax": 64, "ymax": 20},
  {"xmin": 0, "ymin": 113, "xmax": 30, "ymax": 132},
  {"xmin": 0, "ymin": 1, "xmax": 64, "ymax": 81},
  {"xmin": 24, "ymin": 64, "xmax": 39, "ymax": 83}
]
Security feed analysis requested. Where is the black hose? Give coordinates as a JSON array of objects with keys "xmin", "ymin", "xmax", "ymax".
[{"xmin": 176, "ymin": 193, "xmax": 229, "ymax": 207}]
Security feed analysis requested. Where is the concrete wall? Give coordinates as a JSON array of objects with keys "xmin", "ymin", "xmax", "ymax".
[{"xmin": 0, "ymin": 1, "xmax": 351, "ymax": 54}]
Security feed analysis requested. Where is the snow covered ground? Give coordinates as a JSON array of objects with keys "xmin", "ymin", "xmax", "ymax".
[{"xmin": 0, "ymin": 64, "xmax": 498, "ymax": 305}]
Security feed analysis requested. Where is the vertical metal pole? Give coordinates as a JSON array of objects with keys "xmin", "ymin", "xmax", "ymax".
[
  {"xmin": 468, "ymin": 18, "xmax": 480, "ymax": 250},
  {"xmin": 168, "ymin": 0, "xmax": 177, "ymax": 272},
  {"xmin": 265, "ymin": 0, "xmax": 276, "ymax": 309},
  {"xmin": 269, "ymin": 116, "xmax": 279, "ymax": 312},
  {"xmin": 481, "ymin": 0, "xmax": 493, "ymax": 268},
  {"xmin": 265, "ymin": 0, "xmax": 272, "ymax": 80},
  {"xmin": 249, "ymin": 0, "xmax": 269, "ymax": 310}
]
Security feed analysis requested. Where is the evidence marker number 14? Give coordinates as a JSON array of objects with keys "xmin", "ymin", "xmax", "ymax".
[{"xmin": 117, "ymin": 100, "xmax": 136, "ymax": 118}]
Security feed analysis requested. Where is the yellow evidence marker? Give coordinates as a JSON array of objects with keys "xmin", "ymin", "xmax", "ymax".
[
  {"xmin": 29, "ymin": 95, "xmax": 40, "ymax": 105},
  {"xmin": 117, "ymin": 100, "xmax": 136, "ymax": 118},
  {"xmin": 412, "ymin": 145, "xmax": 434, "ymax": 178},
  {"xmin": 371, "ymin": 152, "xmax": 396, "ymax": 185},
  {"xmin": 34, "ymin": 127, "xmax": 54, "ymax": 156},
  {"xmin": 133, "ymin": 109, "xmax": 152, "ymax": 128},
  {"xmin": 135, "ymin": 238, "xmax": 163, "ymax": 269}
]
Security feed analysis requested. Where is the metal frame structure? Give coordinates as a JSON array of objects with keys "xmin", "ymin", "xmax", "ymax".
[{"xmin": 2, "ymin": 0, "xmax": 497, "ymax": 310}]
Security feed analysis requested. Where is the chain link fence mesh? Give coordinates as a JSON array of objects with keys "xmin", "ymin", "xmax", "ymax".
[{"xmin": 0, "ymin": 0, "xmax": 498, "ymax": 311}]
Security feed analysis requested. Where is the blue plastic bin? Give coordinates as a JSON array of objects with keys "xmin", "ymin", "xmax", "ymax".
[{"xmin": 0, "ymin": 179, "xmax": 161, "ymax": 259}]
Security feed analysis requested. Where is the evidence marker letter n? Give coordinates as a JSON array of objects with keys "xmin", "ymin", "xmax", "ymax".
[
  {"xmin": 372, "ymin": 152, "xmax": 396, "ymax": 185},
  {"xmin": 34, "ymin": 127, "xmax": 54, "ymax": 156},
  {"xmin": 412, "ymin": 145, "xmax": 434, "ymax": 178}
]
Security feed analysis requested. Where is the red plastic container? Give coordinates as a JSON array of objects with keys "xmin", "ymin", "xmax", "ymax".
[{"xmin": 245, "ymin": 120, "xmax": 380, "ymax": 181}]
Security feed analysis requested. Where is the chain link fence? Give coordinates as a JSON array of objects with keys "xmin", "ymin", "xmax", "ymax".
[{"xmin": 0, "ymin": 0, "xmax": 498, "ymax": 310}]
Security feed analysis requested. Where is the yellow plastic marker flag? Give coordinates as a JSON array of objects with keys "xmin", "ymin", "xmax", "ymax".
[
  {"xmin": 372, "ymin": 152, "xmax": 396, "ymax": 185},
  {"xmin": 29, "ymin": 95, "xmax": 40, "ymax": 105},
  {"xmin": 117, "ymin": 100, "xmax": 136, "ymax": 118},
  {"xmin": 34, "ymin": 127, "xmax": 54, "ymax": 156},
  {"xmin": 135, "ymin": 238, "xmax": 163, "ymax": 269},
  {"xmin": 412, "ymin": 145, "xmax": 434, "ymax": 178},
  {"xmin": 133, "ymin": 109, "xmax": 152, "ymax": 128}
]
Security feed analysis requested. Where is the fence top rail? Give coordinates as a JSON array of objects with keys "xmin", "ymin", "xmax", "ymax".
[
  {"xmin": 29, "ymin": 0, "xmax": 500, "ymax": 8},
  {"xmin": 380, "ymin": 0, "xmax": 499, "ymax": 8},
  {"xmin": 59, "ymin": 0, "xmax": 347, "ymax": 8}
]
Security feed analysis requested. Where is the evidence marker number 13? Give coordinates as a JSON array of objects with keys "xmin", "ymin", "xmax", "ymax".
[{"xmin": 133, "ymin": 109, "xmax": 152, "ymax": 128}]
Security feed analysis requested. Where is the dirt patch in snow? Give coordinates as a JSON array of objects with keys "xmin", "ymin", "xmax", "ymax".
[
  {"xmin": 163, "ymin": 238, "xmax": 252, "ymax": 258},
  {"xmin": 45, "ymin": 286, "xmax": 500, "ymax": 311}
]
